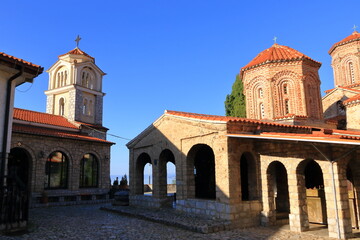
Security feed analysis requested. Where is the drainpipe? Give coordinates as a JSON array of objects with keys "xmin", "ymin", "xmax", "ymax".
[{"xmin": 0, "ymin": 65, "xmax": 23, "ymax": 188}]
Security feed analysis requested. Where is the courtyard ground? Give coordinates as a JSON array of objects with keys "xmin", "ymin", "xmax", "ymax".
[{"xmin": 0, "ymin": 203, "xmax": 356, "ymax": 240}]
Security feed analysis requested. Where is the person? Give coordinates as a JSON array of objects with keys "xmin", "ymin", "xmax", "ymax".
[{"xmin": 113, "ymin": 177, "xmax": 119, "ymax": 186}]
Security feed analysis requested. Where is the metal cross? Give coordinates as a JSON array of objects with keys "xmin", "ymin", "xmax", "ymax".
[
  {"xmin": 75, "ymin": 35, "xmax": 82, "ymax": 48},
  {"xmin": 353, "ymin": 25, "xmax": 358, "ymax": 32},
  {"xmin": 273, "ymin": 36, "xmax": 277, "ymax": 44}
]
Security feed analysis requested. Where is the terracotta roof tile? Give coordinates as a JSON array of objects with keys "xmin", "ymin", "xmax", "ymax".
[
  {"xmin": 13, "ymin": 108, "xmax": 78, "ymax": 129},
  {"xmin": 13, "ymin": 124, "xmax": 113, "ymax": 144},
  {"xmin": 324, "ymin": 85, "xmax": 360, "ymax": 94},
  {"xmin": 165, "ymin": 110, "xmax": 311, "ymax": 129},
  {"xmin": 242, "ymin": 44, "xmax": 321, "ymax": 71},
  {"xmin": 0, "ymin": 52, "xmax": 42, "ymax": 69},
  {"xmin": 329, "ymin": 31, "xmax": 360, "ymax": 54},
  {"xmin": 59, "ymin": 48, "xmax": 94, "ymax": 60},
  {"xmin": 343, "ymin": 94, "xmax": 360, "ymax": 105}
]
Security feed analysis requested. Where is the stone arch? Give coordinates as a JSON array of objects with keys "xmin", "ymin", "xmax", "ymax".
[
  {"xmin": 245, "ymin": 76, "xmax": 270, "ymax": 119},
  {"xmin": 134, "ymin": 152, "xmax": 152, "ymax": 195},
  {"xmin": 345, "ymin": 156, "xmax": 360, "ymax": 230},
  {"xmin": 158, "ymin": 149, "xmax": 176, "ymax": 198},
  {"xmin": 266, "ymin": 161, "xmax": 290, "ymax": 224},
  {"xmin": 186, "ymin": 144, "xmax": 215, "ymax": 200},
  {"xmin": 303, "ymin": 73, "xmax": 322, "ymax": 119},
  {"xmin": 240, "ymin": 152, "xmax": 259, "ymax": 201},
  {"xmin": 272, "ymin": 71, "xmax": 300, "ymax": 117},
  {"xmin": 81, "ymin": 67, "xmax": 96, "ymax": 89},
  {"xmin": 296, "ymin": 159, "xmax": 327, "ymax": 228},
  {"xmin": 55, "ymin": 65, "xmax": 68, "ymax": 88}
]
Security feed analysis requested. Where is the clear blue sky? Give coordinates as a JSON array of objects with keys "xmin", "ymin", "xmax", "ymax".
[{"xmin": 1, "ymin": 1, "xmax": 359, "ymax": 176}]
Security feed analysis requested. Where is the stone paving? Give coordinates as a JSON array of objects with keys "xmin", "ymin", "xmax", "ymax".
[{"xmin": 0, "ymin": 203, "xmax": 352, "ymax": 240}]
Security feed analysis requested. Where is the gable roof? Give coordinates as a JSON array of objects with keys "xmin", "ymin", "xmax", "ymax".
[
  {"xmin": 343, "ymin": 93, "xmax": 360, "ymax": 106},
  {"xmin": 165, "ymin": 110, "xmax": 310, "ymax": 129},
  {"xmin": 329, "ymin": 31, "xmax": 360, "ymax": 54},
  {"xmin": 58, "ymin": 47, "xmax": 94, "ymax": 60},
  {"xmin": 241, "ymin": 44, "xmax": 321, "ymax": 71},
  {"xmin": 13, "ymin": 108, "xmax": 78, "ymax": 129},
  {"xmin": 322, "ymin": 86, "xmax": 360, "ymax": 101}
]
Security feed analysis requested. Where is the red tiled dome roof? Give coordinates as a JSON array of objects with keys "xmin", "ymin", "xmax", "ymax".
[
  {"xmin": 59, "ymin": 47, "xmax": 94, "ymax": 60},
  {"xmin": 242, "ymin": 44, "xmax": 321, "ymax": 71},
  {"xmin": 329, "ymin": 31, "xmax": 360, "ymax": 54}
]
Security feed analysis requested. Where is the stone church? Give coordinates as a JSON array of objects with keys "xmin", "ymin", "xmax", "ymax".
[
  {"xmin": 9, "ymin": 47, "xmax": 114, "ymax": 206},
  {"xmin": 127, "ymin": 30, "xmax": 360, "ymax": 239}
]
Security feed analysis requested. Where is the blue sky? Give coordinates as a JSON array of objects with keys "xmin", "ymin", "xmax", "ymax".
[{"xmin": 2, "ymin": 1, "xmax": 360, "ymax": 176}]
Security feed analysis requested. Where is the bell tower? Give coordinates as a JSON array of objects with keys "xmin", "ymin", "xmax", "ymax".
[{"xmin": 45, "ymin": 39, "xmax": 106, "ymax": 125}]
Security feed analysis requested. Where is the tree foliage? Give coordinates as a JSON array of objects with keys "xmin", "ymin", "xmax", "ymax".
[{"xmin": 225, "ymin": 74, "xmax": 246, "ymax": 117}]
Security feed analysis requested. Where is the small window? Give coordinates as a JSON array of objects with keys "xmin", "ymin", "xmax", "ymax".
[
  {"xmin": 283, "ymin": 84, "xmax": 288, "ymax": 94},
  {"xmin": 80, "ymin": 153, "xmax": 98, "ymax": 188},
  {"xmin": 259, "ymin": 103, "xmax": 265, "ymax": 119},
  {"xmin": 45, "ymin": 151, "xmax": 68, "ymax": 189},
  {"xmin": 259, "ymin": 88, "xmax": 263, "ymax": 98},
  {"xmin": 285, "ymin": 99, "xmax": 290, "ymax": 114},
  {"xmin": 83, "ymin": 99, "xmax": 88, "ymax": 115},
  {"xmin": 59, "ymin": 98, "xmax": 65, "ymax": 116},
  {"xmin": 349, "ymin": 62, "xmax": 355, "ymax": 84}
]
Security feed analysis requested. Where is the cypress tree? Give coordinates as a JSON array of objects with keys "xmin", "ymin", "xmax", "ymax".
[{"xmin": 224, "ymin": 74, "xmax": 246, "ymax": 117}]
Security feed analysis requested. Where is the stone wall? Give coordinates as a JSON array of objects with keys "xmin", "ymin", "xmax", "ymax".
[{"xmin": 11, "ymin": 131, "xmax": 112, "ymax": 207}]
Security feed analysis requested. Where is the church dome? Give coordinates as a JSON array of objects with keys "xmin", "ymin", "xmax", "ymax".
[
  {"xmin": 329, "ymin": 31, "xmax": 360, "ymax": 54},
  {"xmin": 242, "ymin": 43, "xmax": 321, "ymax": 71}
]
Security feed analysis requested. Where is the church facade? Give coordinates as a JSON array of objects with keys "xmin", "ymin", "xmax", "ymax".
[
  {"xmin": 9, "ymin": 47, "xmax": 114, "ymax": 206},
  {"xmin": 127, "ymin": 31, "xmax": 360, "ymax": 239}
]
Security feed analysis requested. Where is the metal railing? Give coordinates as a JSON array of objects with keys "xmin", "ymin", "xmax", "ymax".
[{"xmin": 0, "ymin": 172, "xmax": 29, "ymax": 232}]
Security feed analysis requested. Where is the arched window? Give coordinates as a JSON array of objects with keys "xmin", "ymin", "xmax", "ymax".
[
  {"xmin": 79, "ymin": 153, "xmax": 98, "ymax": 188},
  {"xmin": 56, "ymin": 67, "xmax": 68, "ymax": 88},
  {"xmin": 259, "ymin": 88, "xmax": 263, "ymax": 98},
  {"xmin": 45, "ymin": 151, "xmax": 68, "ymax": 189},
  {"xmin": 285, "ymin": 99, "xmax": 290, "ymax": 114},
  {"xmin": 81, "ymin": 68, "xmax": 94, "ymax": 89},
  {"xmin": 259, "ymin": 103, "xmax": 265, "ymax": 119},
  {"xmin": 349, "ymin": 62, "xmax": 355, "ymax": 84},
  {"xmin": 59, "ymin": 98, "xmax": 65, "ymax": 116}
]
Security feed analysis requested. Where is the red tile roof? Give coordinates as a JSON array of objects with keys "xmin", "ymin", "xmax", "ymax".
[
  {"xmin": 13, "ymin": 108, "xmax": 78, "ymax": 129},
  {"xmin": 324, "ymin": 85, "xmax": 360, "ymax": 94},
  {"xmin": 242, "ymin": 44, "xmax": 321, "ymax": 71},
  {"xmin": 165, "ymin": 110, "xmax": 311, "ymax": 129},
  {"xmin": 59, "ymin": 48, "xmax": 94, "ymax": 60},
  {"xmin": 0, "ymin": 52, "xmax": 42, "ymax": 69},
  {"xmin": 329, "ymin": 31, "xmax": 360, "ymax": 54},
  {"xmin": 13, "ymin": 124, "xmax": 113, "ymax": 144},
  {"xmin": 343, "ymin": 94, "xmax": 360, "ymax": 105}
]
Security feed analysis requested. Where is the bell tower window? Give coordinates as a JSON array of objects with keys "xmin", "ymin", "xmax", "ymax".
[{"xmin": 83, "ymin": 99, "xmax": 88, "ymax": 115}]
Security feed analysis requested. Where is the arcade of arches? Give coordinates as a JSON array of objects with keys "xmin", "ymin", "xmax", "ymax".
[{"xmin": 128, "ymin": 111, "xmax": 360, "ymax": 239}]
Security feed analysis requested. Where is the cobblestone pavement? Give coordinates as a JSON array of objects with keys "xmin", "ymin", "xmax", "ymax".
[{"xmin": 0, "ymin": 203, "xmax": 345, "ymax": 240}]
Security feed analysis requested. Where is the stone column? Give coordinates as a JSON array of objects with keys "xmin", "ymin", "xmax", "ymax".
[
  {"xmin": 260, "ymin": 156, "xmax": 276, "ymax": 226},
  {"xmin": 288, "ymin": 169, "xmax": 309, "ymax": 232},
  {"xmin": 323, "ymin": 161, "xmax": 352, "ymax": 239}
]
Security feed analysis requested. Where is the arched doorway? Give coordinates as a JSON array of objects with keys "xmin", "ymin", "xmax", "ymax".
[
  {"xmin": 187, "ymin": 144, "xmax": 215, "ymax": 200},
  {"xmin": 135, "ymin": 153, "xmax": 151, "ymax": 195},
  {"xmin": 240, "ymin": 152, "xmax": 258, "ymax": 201},
  {"xmin": 159, "ymin": 149, "xmax": 176, "ymax": 207},
  {"xmin": 8, "ymin": 148, "xmax": 31, "ymax": 189},
  {"xmin": 267, "ymin": 161, "xmax": 290, "ymax": 224},
  {"xmin": 346, "ymin": 159, "xmax": 360, "ymax": 230}
]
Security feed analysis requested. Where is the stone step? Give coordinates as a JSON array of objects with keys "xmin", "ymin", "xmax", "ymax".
[{"xmin": 100, "ymin": 205, "xmax": 232, "ymax": 234}]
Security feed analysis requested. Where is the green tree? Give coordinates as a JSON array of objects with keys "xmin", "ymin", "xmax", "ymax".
[{"xmin": 225, "ymin": 74, "xmax": 246, "ymax": 117}]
